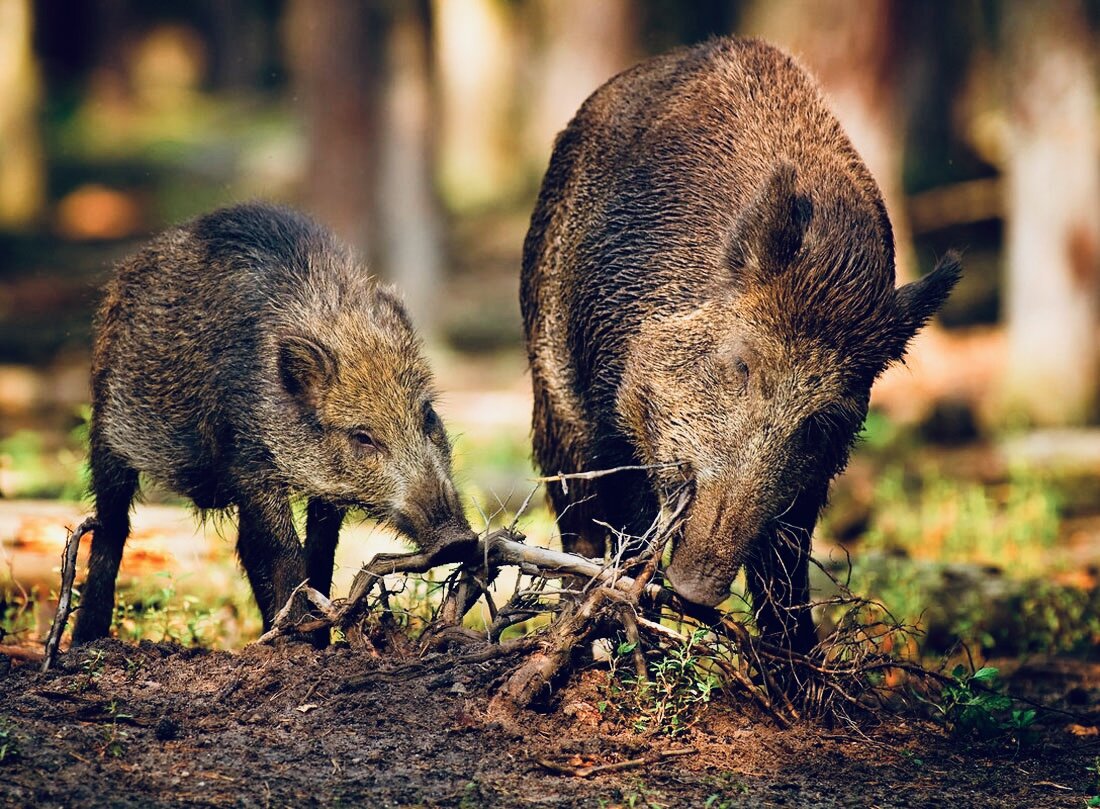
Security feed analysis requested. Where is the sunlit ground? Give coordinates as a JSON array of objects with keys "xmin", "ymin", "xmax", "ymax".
[{"xmin": 1, "ymin": 351, "xmax": 1099, "ymax": 658}]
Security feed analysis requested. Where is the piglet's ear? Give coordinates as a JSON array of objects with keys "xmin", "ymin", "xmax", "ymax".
[
  {"xmin": 728, "ymin": 162, "xmax": 813, "ymax": 278},
  {"xmin": 278, "ymin": 334, "xmax": 336, "ymax": 409},
  {"xmin": 888, "ymin": 251, "xmax": 963, "ymax": 359}
]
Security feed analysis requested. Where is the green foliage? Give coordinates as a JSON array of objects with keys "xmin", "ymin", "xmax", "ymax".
[
  {"xmin": 100, "ymin": 700, "xmax": 132, "ymax": 758},
  {"xmin": 0, "ymin": 720, "xmax": 20, "ymax": 763},
  {"xmin": 1085, "ymin": 757, "xmax": 1100, "ymax": 808},
  {"xmin": 603, "ymin": 629, "xmax": 721, "ymax": 737},
  {"xmin": 860, "ymin": 466, "xmax": 1061, "ymax": 573},
  {"xmin": 616, "ymin": 780, "xmax": 665, "ymax": 809},
  {"xmin": 925, "ymin": 665, "xmax": 1035, "ymax": 741},
  {"xmin": 110, "ymin": 571, "xmax": 261, "ymax": 649},
  {"xmin": 0, "ymin": 407, "xmax": 90, "ymax": 500}
]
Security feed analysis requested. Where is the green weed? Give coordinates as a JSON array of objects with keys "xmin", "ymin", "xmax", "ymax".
[
  {"xmin": 1085, "ymin": 757, "xmax": 1100, "ymax": 807},
  {"xmin": 603, "ymin": 629, "xmax": 720, "ymax": 737},
  {"xmin": 0, "ymin": 720, "xmax": 20, "ymax": 763},
  {"xmin": 923, "ymin": 665, "xmax": 1035, "ymax": 741}
]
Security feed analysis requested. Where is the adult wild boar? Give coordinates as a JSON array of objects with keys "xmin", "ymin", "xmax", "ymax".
[
  {"xmin": 521, "ymin": 37, "xmax": 959, "ymax": 652},
  {"xmin": 73, "ymin": 203, "xmax": 475, "ymax": 645}
]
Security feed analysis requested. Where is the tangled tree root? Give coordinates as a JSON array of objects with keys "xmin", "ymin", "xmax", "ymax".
[{"xmin": 257, "ymin": 486, "xmax": 946, "ymax": 726}]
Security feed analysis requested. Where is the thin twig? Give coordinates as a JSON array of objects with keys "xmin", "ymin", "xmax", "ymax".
[
  {"xmin": 42, "ymin": 517, "xmax": 98, "ymax": 672},
  {"xmin": 535, "ymin": 747, "xmax": 696, "ymax": 777}
]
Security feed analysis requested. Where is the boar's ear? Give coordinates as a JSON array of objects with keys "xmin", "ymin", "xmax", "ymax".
[
  {"xmin": 278, "ymin": 334, "xmax": 337, "ymax": 409},
  {"xmin": 728, "ymin": 162, "xmax": 813, "ymax": 279},
  {"xmin": 888, "ymin": 251, "xmax": 962, "ymax": 359}
]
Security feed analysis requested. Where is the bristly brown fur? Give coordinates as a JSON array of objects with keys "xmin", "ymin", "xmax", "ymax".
[
  {"xmin": 521, "ymin": 36, "xmax": 959, "ymax": 652},
  {"xmin": 74, "ymin": 202, "xmax": 475, "ymax": 646}
]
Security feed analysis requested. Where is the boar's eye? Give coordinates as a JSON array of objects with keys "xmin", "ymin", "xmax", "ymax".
[
  {"xmin": 349, "ymin": 429, "xmax": 381, "ymax": 455},
  {"xmin": 733, "ymin": 357, "xmax": 750, "ymax": 392}
]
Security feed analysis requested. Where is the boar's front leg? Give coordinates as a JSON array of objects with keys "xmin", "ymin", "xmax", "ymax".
[
  {"xmin": 304, "ymin": 498, "xmax": 345, "ymax": 647},
  {"xmin": 305, "ymin": 499, "xmax": 346, "ymax": 598},
  {"xmin": 745, "ymin": 487, "xmax": 824, "ymax": 657},
  {"xmin": 236, "ymin": 491, "xmax": 307, "ymax": 631}
]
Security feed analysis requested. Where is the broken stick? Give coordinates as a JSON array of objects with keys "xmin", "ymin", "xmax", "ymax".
[{"xmin": 42, "ymin": 517, "xmax": 98, "ymax": 673}]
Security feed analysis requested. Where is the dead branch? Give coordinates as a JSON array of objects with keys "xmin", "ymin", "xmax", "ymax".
[
  {"xmin": 0, "ymin": 644, "xmax": 44, "ymax": 662},
  {"xmin": 250, "ymin": 482, "xmax": 952, "ymax": 730},
  {"xmin": 535, "ymin": 746, "xmax": 697, "ymax": 778},
  {"xmin": 534, "ymin": 462, "xmax": 683, "ymax": 495},
  {"xmin": 42, "ymin": 517, "xmax": 98, "ymax": 673}
]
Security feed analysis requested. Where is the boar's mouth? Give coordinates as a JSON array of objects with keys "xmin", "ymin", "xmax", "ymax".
[{"xmin": 391, "ymin": 510, "xmax": 479, "ymax": 563}]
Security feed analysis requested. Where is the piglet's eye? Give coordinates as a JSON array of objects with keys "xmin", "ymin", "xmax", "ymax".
[{"xmin": 350, "ymin": 430, "xmax": 379, "ymax": 453}]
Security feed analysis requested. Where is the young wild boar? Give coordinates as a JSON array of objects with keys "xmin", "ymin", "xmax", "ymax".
[
  {"xmin": 521, "ymin": 37, "xmax": 960, "ymax": 653},
  {"xmin": 73, "ymin": 203, "xmax": 476, "ymax": 645}
]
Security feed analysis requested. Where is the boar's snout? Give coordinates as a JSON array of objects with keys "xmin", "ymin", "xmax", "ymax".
[
  {"xmin": 422, "ymin": 519, "xmax": 479, "ymax": 564},
  {"xmin": 391, "ymin": 477, "xmax": 478, "ymax": 563},
  {"xmin": 664, "ymin": 561, "xmax": 733, "ymax": 608},
  {"xmin": 664, "ymin": 479, "xmax": 764, "ymax": 607}
]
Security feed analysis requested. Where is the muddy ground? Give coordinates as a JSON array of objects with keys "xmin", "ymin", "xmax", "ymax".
[{"xmin": 0, "ymin": 640, "xmax": 1097, "ymax": 808}]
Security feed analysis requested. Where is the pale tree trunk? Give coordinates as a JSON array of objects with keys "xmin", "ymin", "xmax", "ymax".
[
  {"xmin": 284, "ymin": 1, "xmax": 444, "ymax": 338},
  {"xmin": 432, "ymin": 0, "xmax": 518, "ymax": 209},
  {"xmin": 377, "ymin": 3, "xmax": 444, "ymax": 335},
  {"xmin": 523, "ymin": 0, "xmax": 638, "ymax": 170},
  {"xmin": 744, "ymin": 0, "xmax": 915, "ymax": 283},
  {"xmin": 0, "ymin": 0, "xmax": 45, "ymax": 229},
  {"xmin": 1001, "ymin": 0, "xmax": 1100, "ymax": 426},
  {"xmin": 284, "ymin": 0, "xmax": 383, "ymax": 258}
]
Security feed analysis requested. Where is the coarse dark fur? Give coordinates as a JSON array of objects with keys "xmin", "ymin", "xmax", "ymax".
[
  {"xmin": 521, "ymin": 37, "xmax": 960, "ymax": 652},
  {"xmin": 73, "ymin": 203, "xmax": 475, "ymax": 645}
]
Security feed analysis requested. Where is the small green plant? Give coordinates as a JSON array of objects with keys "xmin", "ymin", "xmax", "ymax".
[
  {"xmin": 81, "ymin": 649, "xmax": 107, "ymax": 684},
  {"xmin": 1085, "ymin": 757, "xmax": 1100, "ymax": 807},
  {"xmin": 604, "ymin": 629, "xmax": 720, "ymax": 736},
  {"xmin": 619, "ymin": 780, "xmax": 664, "ymax": 809},
  {"xmin": 703, "ymin": 771, "xmax": 749, "ymax": 804},
  {"xmin": 99, "ymin": 700, "xmax": 132, "ymax": 758},
  {"xmin": 0, "ymin": 720, "xmax": 20, "ymax": 763},
  {"xmin": 926, "ymin": 665, "xmax": 1036, "ymax": 741}
]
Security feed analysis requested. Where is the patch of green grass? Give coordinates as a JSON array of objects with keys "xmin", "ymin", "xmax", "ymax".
[
  {"xmin": 0, "ymin": 719, "xmax": 21, "ymax": 763},
  {"xmin": 859, "ymin": 466, "xmax": 1061, "ymax": 574},
  {"xmin": 1085, "ymin": 757, "xmax": 1100, "ymax": 807},
  {"xmin": 110, "ymin": 570, "xmax": 261, "ymax": 649},
  {"xmin": 0, "ymin": 583, "xmax": 40, "ymax": 645}
]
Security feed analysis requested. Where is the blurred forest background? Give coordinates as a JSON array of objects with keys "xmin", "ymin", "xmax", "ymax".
[{"xmin": 1, "ymin": 0, "xmax": 1100, "ymax": 655}]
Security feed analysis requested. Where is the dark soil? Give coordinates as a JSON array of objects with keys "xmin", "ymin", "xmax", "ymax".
[{"xmin": 0, "ymin": 641, "xmax": 1097, "ymax": 808}]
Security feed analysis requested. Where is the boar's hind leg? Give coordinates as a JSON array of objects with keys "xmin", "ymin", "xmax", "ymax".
[
  {"xmin": 531, "ymin": 379, "xmax": 609, "ymax": 559},
  {"xmin": 745, "ymin": 490, "xmax": 823, "ymax": 657},
  {"xmin": 236, "ymin": 494, "xmax": 307, "ymax": 632},
  {"xmin": 304, "ymin": 498, "xmax": 345, "ymax": 647},
  {"xmin": 72, "ymin": 438, "xmax": 139, "ymax": 644}
]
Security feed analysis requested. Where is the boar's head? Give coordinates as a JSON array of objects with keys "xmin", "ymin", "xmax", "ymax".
[
  {"xmin": 619, "ymin": 163, "xmax": 960, "ymax": 606},
  {"xmin": 275, "ymin": 284, "xmax": 475, "ymax": 560}
]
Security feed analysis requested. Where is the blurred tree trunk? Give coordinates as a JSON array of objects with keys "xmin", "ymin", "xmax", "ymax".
[
  {"xmin": 1001, "ymin": 0, "xmax": 1100, "ymax": 426},
  {"xmin": 284, "ymin": 0, "xmax": 383, "ymax": 257},
  {"xmin": 377, "ymin": 2, "xmax": 443, "ymax": 333},
  {"xmin": 0, "ymin": 0, "xmax": 45, "ymax": 229},
  {"xmin": 432, "ymin": 0, "xmax": 518, "ymax": 210},
  {"xmin": 284, "ymin": 0, "xmax": 444, "ymax": 337},
  {"xmin": 523, "ymin": 0, "xmax": 638, "ymax": 171},
  {"xmin": 744, "ymin": 0, "xmax": 916, "ymax": 283}
]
